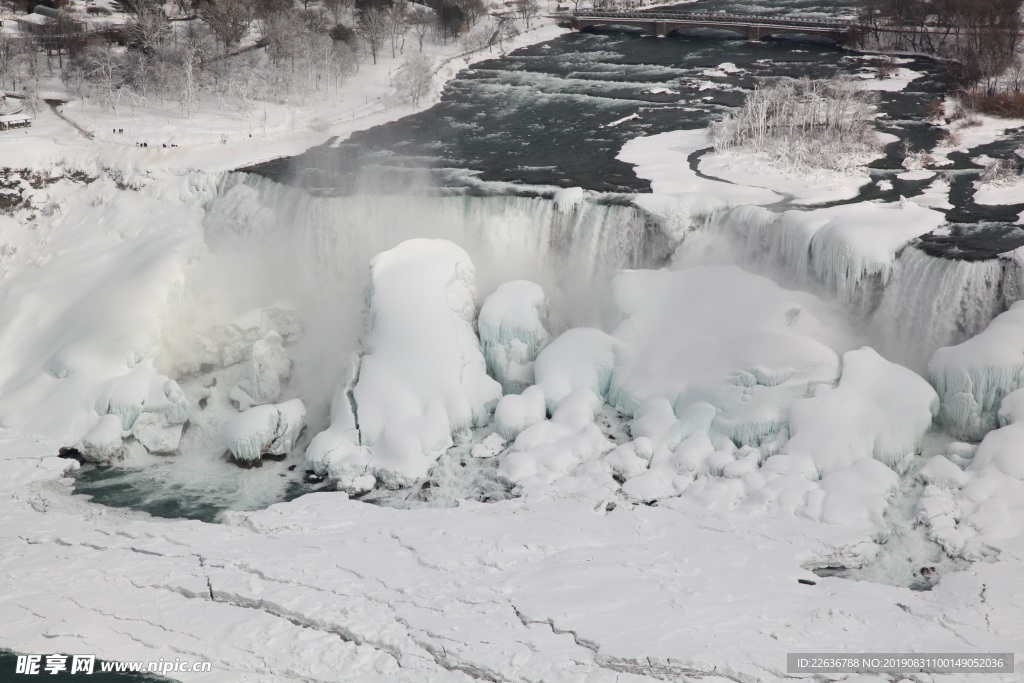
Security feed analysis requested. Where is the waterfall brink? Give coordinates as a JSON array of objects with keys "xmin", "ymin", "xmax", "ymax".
[
  {"xmin": 690, "ymin": 206, "xmax": 1023, "ymax": 371},
  {"xmin": 872, "ymin": 246, "xmax": 1023, "ymax": 371}
]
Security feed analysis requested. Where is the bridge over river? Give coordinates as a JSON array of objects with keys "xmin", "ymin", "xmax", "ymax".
[{"xmin": 555, "ymin": 10, "xmax": 865, "ymax": 43}]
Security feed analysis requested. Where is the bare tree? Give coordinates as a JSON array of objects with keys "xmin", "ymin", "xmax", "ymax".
[
  {"xmin": 357, "ymin": 5, "xmax": 390, "ymax": 63},
  {"xmin": 408, "ymin": 6, "xmax": 433, "ymax": 51},
  {"xmin": 79, "ymin": 44, "xmax": 127, "ymax": 117},
  {"xmin": 393, "ymin": 51, "xmax": 432, "ymax": 105},
  {"xmin": 513, "ymin": 0, "xmax": 540, "ymax": 29},
  {"xmin": 198, "ymin": 0, "xmax": 253, "ymax": 52},
  {"xmin": 386, "ymin": 0, "xmax": 410, "ymax": 57}
]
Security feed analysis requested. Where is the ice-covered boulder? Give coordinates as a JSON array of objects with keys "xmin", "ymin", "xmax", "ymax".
[
  {"xmin": 229, "ymin": 331, "xmax": 291, "ymax": 410},
  {"xmin": 479, "ymin": 281, "xmax": 549, "ymax": 394},
  {"xmin": 131, "ymin": 412, "xmax": 183, "ymax": 454},
  {"xmin": 533, "ymin": 328, "xmax": 622, "ymax": 413},
  {"xmin": 223, "ymin": 399, "xmax": 306, "ymax": 468},
  {"xmin": 95, "ymin": 359, "xmax": 189, "ymax": 431},
  {"xmin": 785, "ymin": 347, "xmax": 938, "ymax": 472},
  {"xmin": 353, "ymin": 239, "xmax": 501, "ymax": 485},
  {"xmin": 971, "ymin": 387, "xmax": 1024, "ymax": 480},
  {"xmin": 494, "ymin": 385, "xmax": 546, "ymax": 441},
  {"xmin": 553, "ymin": 186, "xmax": 585, "ymax": 213},
  {"xmin": 305, "ymin": 356, "xmax": 375, "ymax": 493},
  {"xmin": 607, "ymin": 266, "xmax": 841, "ymax": 447},
  {"xmin": 929, "ymin": 301, "xmax": 1024, "ymax": 441},
  {"xmin": 78, "ymin": 414, "xmax": 126, "ymax": 463}
]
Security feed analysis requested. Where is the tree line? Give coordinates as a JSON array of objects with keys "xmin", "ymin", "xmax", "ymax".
[
  {"xmin": 859, "ymin": 0, "xmax": 1023, "ymax": 97},
  {"xmin": 0, "ymin": 0, "xmax": 537, "ymax": 120}
]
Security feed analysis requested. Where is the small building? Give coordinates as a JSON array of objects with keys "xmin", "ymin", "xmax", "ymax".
[{"xmin": 0, "ymin": 114, "xmax": 32, "ymax": 131}]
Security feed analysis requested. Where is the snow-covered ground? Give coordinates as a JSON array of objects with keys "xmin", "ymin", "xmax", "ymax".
[{"xmin": 4, "ymin": 10, "xmax": 1024, "ymax": 683}]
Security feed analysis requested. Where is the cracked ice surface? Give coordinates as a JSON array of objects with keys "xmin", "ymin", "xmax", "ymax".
[{"xmin": 2, "ymin": 435, "xmax": 1023, "ymax": 682}]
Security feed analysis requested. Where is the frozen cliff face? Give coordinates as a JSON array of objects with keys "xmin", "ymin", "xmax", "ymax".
[
  {"xmin": 223, "ymin": 399, "xmax": 306, "ymax": 467},
  {"xmin": 928, "ymin": 301, "xmax": 1024, "ymax": 441},
  {"xmin": 92, "ymin": 359, "xmax": 189, "ymax": 456},
  {"xmin": 353, "ymin": 239, "xmax": 502, "ymax": 485},
  {"xmin": 607, "ymin": 265, "xmax": 841, "ymax": 447},
  {"xmin": 305, "ymin": 355, "xmax": 374, "ymax": 494},
  {"xmin": 707, "ymin": 201, "xmax": 946, "ymax": 312},
  {"xmin": 479, "ymin": 281, "xmax": 550, "ymax": 395},
  {"xmin": 784, "ymin": 347, "xmax": 939, "ymax": 473}
]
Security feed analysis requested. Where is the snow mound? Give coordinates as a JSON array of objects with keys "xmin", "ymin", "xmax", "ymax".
[
  {"xmin": 784, "ymin": 347, "xmax": 938, "ymax": 473},
  {"xmin": 223, "ymin": 399, "xmax": 306, "ymax": 467},
  {"xmin": 78, "ymin": 414, "xmax": 126, "ymax": 463},
  {"xmin": 305, "ymin": 354, "xmax": 372, "ymax": 492},
  {"xmin": 495, "ymin": 385, "xmax": 547, "ymax": 441},
  {"xmin": 533, "ymin": 328, "xmax": 622, "ymax": 414},
  {"xmin": 607, "ymin": 266, "xmax": 841, "ymax": 447},
  {"xmin": 479, "ymin": 280, "xmax": 549, "ymax": 394},
  {"xmin": 928, "ymin": 301, "xmax": 1024, "ymax": 441},
  {"xmin": 94, "ymin": 359, "xmax": 189, "ymax": 431},
  {"xmin": 353, "ymin": 239, "xmax": 501, "ymax": 485},
  {"xmin": 552, "ymin": 187, "xmax": 584, "ymax": 212}
]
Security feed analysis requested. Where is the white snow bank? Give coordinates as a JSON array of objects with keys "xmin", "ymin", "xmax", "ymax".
[
  {"xmin": 607, "ymin": 265, "xmax": 840, "ymax": 446},
  {"xmin": 479, "ymin": 280, "xmax": 549, "ymax": 394},
  {"xmin": 784, "ymin": 347, "xmax": 938, "ymax": 472},
  {"xmin": 928, "ymin": 301, "xmax": 1024, "ymax": 441},
  {"xmin": 617, "ymin": 128, "xmax": 782, "ymax": 205},
  {"xmin": 223, "ymin": 399, "xmax": 306, "ymax": 467},
  {"xmin": 353, "ymin": 239, "xmax": 501, "ymax": 484},
  {"xmin": 304, "ymin": 355, "xmax": 374, "ymax": 493},
  {"xmin": 974, "ymin": 176, "xmax": 1024, "ymax": 206},
  {"xmin": 495, "ymin": 386, "xmax": 547, "ymax": 441},
  {"xmin": 78, "ymin": 414, "xmax": 125, "ymax": 463}
]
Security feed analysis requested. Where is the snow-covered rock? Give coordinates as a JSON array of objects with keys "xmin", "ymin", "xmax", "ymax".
[
  {"xmin": 928, "ymin": 301, "xmax": 1024, "ymax": 441},
  {"xmin": 607, "ymin": 266, "xmax": 841, "ymax": 447},
  {"xmin": 479, "ymin": 281, "xmax": 549, "ymax": 394},
  {"xmin": 494, "ymin": 385, "xmax": 547, "ymax": 441},
  {"xmin": 918, "ymin": 455, "xmax": 969, "ymax": 489},
  {"xmin": 229, "ymin": 331, "xmax": 291, "ymax": 409},
  {"xmin": 552, "ymin": 187, "xmax": 584, "ymax": 213},
  {"xmin": 353, "ymin": 239, "xmax": 501, "ymax": 485},
  {"xmin": 785, "ymin": 347, "xmax": 938, "ymax": 472},
  {"xmin": 223, "ymin": 399, "xmax": 306, "ymax": 468},
  {"xmin": 130, "ymin": 412, "xmax": 183, "ymax": 454},
  {"xmin": 94, "ymin": 360, "xmax": 189, "ymax": 431},
  {"xmin": 533, "ymin": 327, "xmax": 621, "ymax": 414},
  {"xmin": 78, "ymin": 414, "xmax": 125, "ymax": 463}
]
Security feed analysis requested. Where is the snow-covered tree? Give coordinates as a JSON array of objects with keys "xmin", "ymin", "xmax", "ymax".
[{"xmin": 393, "ymin": 52, "xmax": 433, "ymax": 106}]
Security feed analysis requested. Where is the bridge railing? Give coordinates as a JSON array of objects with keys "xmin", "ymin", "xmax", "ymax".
[{"xmin": 570, "ymin": 10, "xmax": 852, "ymax": 29}]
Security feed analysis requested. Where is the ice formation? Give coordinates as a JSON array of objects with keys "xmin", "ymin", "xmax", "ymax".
[
  {"xmin": 223, "ymin": 399, "xmax": 306, "ymax": 467},
  {"xmin": 352, "ymin": 239, "xmax": 501, "ymax": 485},
  {"xmin": 928, "ymin": 301, "xmax": 1024, "ymax": 441},
  {"xmin": 78, "ymin": 414, "xmax": 126, "ymax": 463},
  {"xmin": 478, "ymin": 280, "xmax": 550, "ymax": 394},
  {"xmin": 305, "ymin": 355, "xmax": 374, "ymax": 492},
  {"xmin": 229, "ymin": 331, "xmax": 291, "ymax": 409},
  {"xmin": 607, "ymin": 266, "xmax": 841, "ymax": 446},
  {"xmin": 708, "ymin": 201, "xmax": 946, "ymax": 311},
  {"xmin": 784, "ymin": 347, "xmax": 938, "ymax": 472},
  {"xmin": 91, "ymin": 360, "xmax": 190, "ymax": 455}
]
